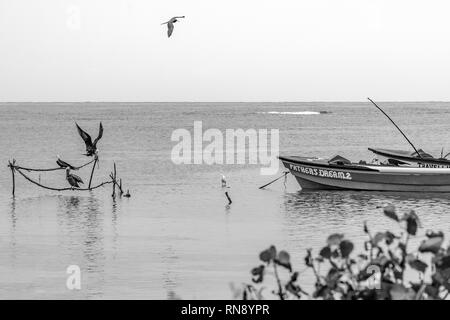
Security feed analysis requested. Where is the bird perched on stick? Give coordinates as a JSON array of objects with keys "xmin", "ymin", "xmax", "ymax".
[
  {"xmin": 56, "ymin": 155, "xmax": 76, "ymax": 170},
  {"xmin": 66, "ymin": 167, "xmax": 84, "ymax": 188},
  {"xmin": 161, "ymin": 16, "xmax": 185, "ymax": 37},
  {"xmin": 75, "ymin": 122, "xmax": 103, "ymax": 157},
  {"xmin": 221, "ymin": 174, "xmax": 227, "ymax": 188}
]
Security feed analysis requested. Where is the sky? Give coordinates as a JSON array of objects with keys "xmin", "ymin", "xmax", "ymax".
[{"xmin": 1, "ymin": 0, "xmax": 450, "ymax": 101}]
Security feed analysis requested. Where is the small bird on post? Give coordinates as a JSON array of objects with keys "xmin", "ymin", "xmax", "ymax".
[{"xmin": 221, "ymin": 174, "xmax": 227, "ymax": 188}]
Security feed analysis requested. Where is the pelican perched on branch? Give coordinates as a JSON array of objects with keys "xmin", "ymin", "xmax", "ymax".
[
  {"xmin": 161, "ymin": 16, "xmax": 185, "ymax": 37},
  {"xmin": 66, "ymin": 168, "xmax": 84, "ymax": 188},
  {"xmin": 56, "ymin": 155, "xmax": 76, "ymax": 170},
  {"xmin": 75, "ymin": 122, "xmax": 103, "ymax": 157}
]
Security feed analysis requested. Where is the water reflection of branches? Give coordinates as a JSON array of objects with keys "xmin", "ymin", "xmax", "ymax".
[
  {"xmin": 56, "ymin": 195, "xmax": 106, "ymax": 297},
  {"xmin": 10, "ymin": 196, "xmax": 17, "ymax": 231}
]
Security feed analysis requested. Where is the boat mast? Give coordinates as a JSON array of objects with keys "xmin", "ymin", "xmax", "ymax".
[{"xmin": 367, "ymin": 98, "xmax": 423, "ymax": 159}]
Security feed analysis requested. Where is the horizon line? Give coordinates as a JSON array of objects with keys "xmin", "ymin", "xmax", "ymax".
[{"xmin": 2, "ymin": 100, "xmax": 450, "ymax": 103}]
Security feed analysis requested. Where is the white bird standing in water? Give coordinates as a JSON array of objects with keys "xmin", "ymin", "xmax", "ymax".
[
  {"xmin": 221, "ymin": 174, "xmax": 227, "ymax": 188},
  {"xmin": 161, "ymin": 16, "xmax": 185, "ymax": 37}
]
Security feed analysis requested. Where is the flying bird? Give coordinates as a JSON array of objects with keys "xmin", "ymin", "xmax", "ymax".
[
  {"xmin": 75, "ymin": 122, "xmax": 103, "ymax": 157},
  {"xmin": 161, "ymin": 16, "xmax": 185, "ymax": 37},
  {"xmin": 66, "ymin": 168, "xmax": 84, "ymax": 188},
  {"xmin": 56, "ymin": 155, "xmax": 76, "ymax": 170}
]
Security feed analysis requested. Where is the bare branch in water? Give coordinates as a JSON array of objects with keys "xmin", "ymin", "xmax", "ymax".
[
  {"xmin": 13, "ymin": 158, "xmax": 95, "ymax": 172},
  {"xmin": 14, "ymin": 166, "xmax": 112, "ymax": 191}
]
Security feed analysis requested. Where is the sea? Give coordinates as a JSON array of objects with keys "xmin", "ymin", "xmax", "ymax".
[{"xmin": 1, "ymin": 102, "xmax": 450, "ymax": 299}]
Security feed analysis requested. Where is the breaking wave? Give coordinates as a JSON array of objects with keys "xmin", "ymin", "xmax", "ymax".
[{"xmin": 259, "ymin": 111, "xmax": 331, "ymax": 115}]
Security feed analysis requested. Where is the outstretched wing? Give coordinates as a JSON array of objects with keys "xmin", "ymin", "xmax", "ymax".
[
  {"xmin": 167, "ymin": 22, "xmax": 174, "ymax": 37},
  {"xmin": 57, "ymin": 158, "xmax": 74, "ymax": 169},
  {"xmin": 93, "ymin": 122, "xmax": 103, "ymax": 146},
  {"xmin": 75, "ymin": 123, "xmax": 92, "ymax": 146},
  {"xmin": 56, "ymin": 159, "xmax": 65, "ymax": 168},
  {"xmin": 71, "ymin": 174, "xmax": 84, "ymax": 184}
]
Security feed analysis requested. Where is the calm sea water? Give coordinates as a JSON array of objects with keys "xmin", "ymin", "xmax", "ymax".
[{"xmin": 1, "ymin": 102, "xmax": 450, "ymax": 299}]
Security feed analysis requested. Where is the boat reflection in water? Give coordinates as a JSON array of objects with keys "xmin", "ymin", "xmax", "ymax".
[{"xmin": 280, "ymin": 189, "xmax": 450, "ymax": 244}]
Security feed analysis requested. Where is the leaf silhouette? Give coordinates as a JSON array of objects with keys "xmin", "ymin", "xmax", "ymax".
[
  {"xmin": 383, "ymin": 205, "xmax": 399, "ymax": 221},
  {"xmin": 275, "ymin": 250, "xmax": 291, "ymax": 271},
  {"xmin": 407, "ymin": 258, "xmax": 428, "ymax": 273},
  {"xmin": 259, "ymin": 245, "xmax": 276, "ymax": 263},
  {"xmin": 435, "ymin": 255, "xmax": 450, "ymax": 270},
  {"xmin": 372, "ymin": 232, "xmax": 386, "ymax": 246},
  {"xmin": 331, "ymin": 249, "xmax": 340, "ymax": 258},
  {"xmin": 305, "ymin": 249, "xmax": 314, "ymax": 267},
  {"xmin": 406, "ymin": 217, "xmax": 418, "ymax": 235},
  {"xmin": 389, "ymin": 284, "xmax": 415, "ymax": 300},
  {"xmin": 319, "ymin": 246, "xmax": 332, "ymax": 259},
  {"xmin": 327, "ymin": 233, "xmax": 344, "ymax": 246},
  {"xmin": 419, "ymin": 236, "xmax": 444, "ymax": 254},
  {"xmin": 402, "ymin": 210, "xmax": 421, "ymax": 236},
  {"xmin": 426, "ymin": 230, "xmax": 444, "ymax": 238},
  {"xmin": 384, "ymin": 231, "xmax": 398, "ymax": 245},
  {"xmin": 251, "ymin": 265, "xmax": 265, "ymax": 283},
  {"xmin": 340, "ymin": 240, "xmax": 354, "ymax": 258}
]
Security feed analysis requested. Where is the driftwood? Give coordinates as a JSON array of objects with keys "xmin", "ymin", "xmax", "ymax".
[
  {"xmin": 225, "ymin": 191, "xmax": 232, "ymax": 205},
  {"xmin": 14, "ymin": 158, "xmax": 95, "ymax": 172},
  {"xmin": 109, "ymin": 162, "xmax": 128, "ymax": 197},
  {"xmin": 15, "ymin": 167, "xmax": 112, "ymax": 191},
  {"xmin": 88, "ymin": 157, "xmax": 98, "ymax": 189},
  {"xmin": 8, "ymin": 160, "xmax": 16, "ymax": 196},
  {"xmin": 8, "ymin": 158, "xmax": 128, "ymax": 196}
]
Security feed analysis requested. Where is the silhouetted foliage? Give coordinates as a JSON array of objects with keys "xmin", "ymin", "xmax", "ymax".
[{"xmin": 235, "ymin": 205, "xmax": 450, "ymax": 300}]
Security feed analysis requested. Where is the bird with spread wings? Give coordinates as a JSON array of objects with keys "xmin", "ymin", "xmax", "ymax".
[{"xmin": 161, "ymin": 16, "xmax": 185, "ymax": 38}]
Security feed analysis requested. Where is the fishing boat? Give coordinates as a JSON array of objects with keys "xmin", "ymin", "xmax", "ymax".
[
  {"xmin": 279, "ymin": 155, "xmax": 450, "ymax": 192},
  {"xmin": 364, "ymin": 98, "xmax": 450, "ymax": 168},
  {"xmin": 368, "ymin": 147, "xmax": 450, "ymax": 168},
  {"xmin": 267, "ymin": 99, "xmax": 450, "ymax": 192}
]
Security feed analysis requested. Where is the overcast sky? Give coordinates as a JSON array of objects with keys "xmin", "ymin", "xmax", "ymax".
[{"xmin": 1, "ymin": 0, "xmax": 450, "ymax": 101}]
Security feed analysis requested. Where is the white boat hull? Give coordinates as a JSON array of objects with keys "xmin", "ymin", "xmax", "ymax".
[{"xmin": 280, "ymin": 156, "xmax": 450, "ymax": 192}]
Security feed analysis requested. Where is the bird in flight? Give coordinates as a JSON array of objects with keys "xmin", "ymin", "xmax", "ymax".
[
  {"xmin": 75, "ymin": 122, "xmax": 103, "ymax": 157},
  {"xmin": 161, "ymin": 16, "xmax": 185, "ymax": 38},
  {"xmin": 65, "ymin": 168, "xmax": 84, "ymax": 189},
  {"xmin": 56, "ymin": 155, "xmax": 76, "ymax": 170}
]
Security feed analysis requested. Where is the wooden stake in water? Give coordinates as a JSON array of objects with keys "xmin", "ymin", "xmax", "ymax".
[
  {"xmin": 88, "ymin": 156, "xmax": 98, "ymax": 190},
  {"xmin": 225, "ymin": 191, "xmax": 232, "ymax": 205},
  {"xmin": 112, "ymin": 162, "xmax": 117, "ymax": 198},
  {"xmin": 9, "ymin": 160, "xmax": 15, "ymax": 196}
]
